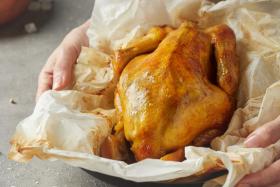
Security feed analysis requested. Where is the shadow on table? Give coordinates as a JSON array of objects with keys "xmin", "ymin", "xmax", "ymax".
[
  {"xmin": 84, "ymin": 169, "xmax": 227, "ymax": 187},
  {"xmin": 0, "ymin": 7, "xmax": 54, "ymax": 38}
]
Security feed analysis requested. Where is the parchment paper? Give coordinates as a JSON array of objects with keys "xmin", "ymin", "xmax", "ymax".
[{"xmin": 9, "ymin": 0, "xmax": 280, "ymax": 186}]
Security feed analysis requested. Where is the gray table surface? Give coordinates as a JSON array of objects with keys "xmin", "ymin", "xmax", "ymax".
[{"xmin": 0, "ymin": 0, "xmax": 202, "ymax": 186}]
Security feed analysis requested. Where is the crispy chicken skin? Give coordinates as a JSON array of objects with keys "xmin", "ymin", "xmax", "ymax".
[
  {"xmin": 112, "ymin": 26, "xmax": 173, "ymax": 76},
  {"xmin": 101, "ymin": 22, "xmax": 238, "ymax": 162}
]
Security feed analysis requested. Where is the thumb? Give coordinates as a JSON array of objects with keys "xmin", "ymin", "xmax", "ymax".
[{"xmin": 244, "ymin": 117, "xmax": 280, "ymax": 148}]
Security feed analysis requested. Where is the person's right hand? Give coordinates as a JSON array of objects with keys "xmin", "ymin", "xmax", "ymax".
[{"xmin": 36, "ymin": 20, "xmax": 90, "ymax": 101}]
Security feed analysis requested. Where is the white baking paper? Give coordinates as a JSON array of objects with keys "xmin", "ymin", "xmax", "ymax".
[{"xmin": 9, "ymin": 0, "xmax": 280, "ymax": 187}]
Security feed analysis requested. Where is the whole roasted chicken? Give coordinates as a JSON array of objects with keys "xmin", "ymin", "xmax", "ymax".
[{"xmin": 101, "ymin": 22, "xmax": 239, "ymax": 162}]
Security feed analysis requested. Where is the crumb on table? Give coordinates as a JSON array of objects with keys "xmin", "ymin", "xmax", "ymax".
[{"xmin": 9, "ymin": 98, "xmax": 17, "ymax": 104}]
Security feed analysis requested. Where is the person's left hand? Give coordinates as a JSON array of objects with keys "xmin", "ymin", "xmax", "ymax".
[
  {"xmin": 236, "ymin": 116, "xmax": 280, "ymax": 187},
  {"xmin": 36, "ymin": 20, "xmax": 90, "ymax": 101}
]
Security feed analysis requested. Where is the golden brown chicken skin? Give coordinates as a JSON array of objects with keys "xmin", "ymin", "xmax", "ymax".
[{"xmin": 101, "ymin": 22, "xmax": 238, "ymax": 162}]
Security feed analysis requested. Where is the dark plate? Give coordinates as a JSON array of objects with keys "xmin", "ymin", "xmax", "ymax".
[{"xmin": 83, "ymin": 167, "xmax": 227, "ymax": 187}]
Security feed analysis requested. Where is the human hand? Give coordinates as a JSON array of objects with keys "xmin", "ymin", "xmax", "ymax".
[
  {"xmin": 236, "ymin": 116, "xmax": 280, "ymax": 187},
  {"xmin": 36, "ymin": 20, "xmax": 90, "ymax": 101}
]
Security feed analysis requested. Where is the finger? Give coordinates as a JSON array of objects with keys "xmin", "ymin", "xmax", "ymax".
[
  {"xmin": 52, "ymin": 26, "xmax": 88, "ymax": 90},
  {"xmin": 36, "ymin": 49, "xmax": 58, "ymax": 101},
  {"xmin": 244, "ymin": 118, "xmax": 280, "ymax": 148},
  {"xmin": 36, "ymin": 70, "xmax": 53, "ymax": 101},
  {"xmin": 52, "ymin": 43, "xmax": 78, "ymax": 90},
  {"xmin": 237, "ymin": 159, "xmax": 280, "ymax": 187}
]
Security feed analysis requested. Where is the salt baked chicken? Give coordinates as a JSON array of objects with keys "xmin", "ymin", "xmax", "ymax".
[{"xmin": 100, "ymin": 22, "xmax": 239, "ymax": 162}]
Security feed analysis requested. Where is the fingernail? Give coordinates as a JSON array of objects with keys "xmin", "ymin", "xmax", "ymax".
[
  {"xmin": 53, "ymin": 76, "xmax": 62, "ymax": 90},
  {"xmin": 244, "ymin": 134, "xmax": 259, "ymax": 147},
  {"xmin": 236, "ymin": 184, "xmax": 251, "ymax": 187}
]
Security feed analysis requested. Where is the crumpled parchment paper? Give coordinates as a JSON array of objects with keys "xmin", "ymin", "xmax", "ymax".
[{"xmin": 9, "ymin": 0, "xmax": 280, "ymax": 186}]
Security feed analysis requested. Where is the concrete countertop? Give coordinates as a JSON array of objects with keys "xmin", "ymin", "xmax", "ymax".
[{"xmin": 0, "ymin": 1, "xmax": 202, "ymax": 186}]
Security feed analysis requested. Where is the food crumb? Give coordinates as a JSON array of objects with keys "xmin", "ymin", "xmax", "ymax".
[
  {"xmin": 9, "ymin": 98, "xmax": 17, "ymax": 104},
  {"xmin": 35, "ymin": 181, "xmax": 39, "ymax": 184},
  {"xmin": 24, "ymin": 23, "xmax": 38, "ymax": 34}
]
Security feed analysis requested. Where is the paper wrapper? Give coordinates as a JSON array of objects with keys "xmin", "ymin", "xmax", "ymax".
[{"xmin": 9, "ymin": 0, "xmax": 280, "ymax": 186}]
